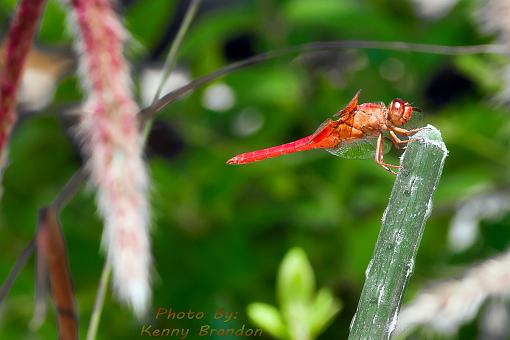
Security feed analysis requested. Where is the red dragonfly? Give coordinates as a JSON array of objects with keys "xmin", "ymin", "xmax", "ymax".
[{"xmin": 226, "ymin": 90, "xmax": 423, "ymax": 174}]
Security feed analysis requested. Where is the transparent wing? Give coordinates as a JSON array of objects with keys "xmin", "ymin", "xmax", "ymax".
[
  {"xmin": 406, "ymin": 108, "xmax": 423, "ymax": 129},
  {"xmin": 325, "ymin": 137, "xmax": 392, "ymax": 159}
]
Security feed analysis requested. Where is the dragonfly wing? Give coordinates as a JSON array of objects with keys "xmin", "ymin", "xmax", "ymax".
[
  {"xmin": 405, "ymin": 109, "xmax": 423, "ymax": 130},
  {"xmin": 334, "ymin": 89, "xmax": 360, "ymax": 118},
  {"xmin": 306, "ymin": 118, "xmax": 337, "ymax": 144},
  {"xmin": 326, "ymin": 137, "xmax": 391, "ymax": 159}
]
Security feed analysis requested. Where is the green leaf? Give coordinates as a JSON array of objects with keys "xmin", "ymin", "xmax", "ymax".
[
  {"xmin": 277, "ymin": 247, "xmax": 315, "ymax": 310},
  {"xmin": 277, "ymin": 247, "xmax": 316, "ymax": 340},
  {"xmin": 309, "ymin": 288, "xmax": 342, "ymax": 338},
  {"xmin": 247, "ymin": 303, "xmax": 288, "ymax": 340}
]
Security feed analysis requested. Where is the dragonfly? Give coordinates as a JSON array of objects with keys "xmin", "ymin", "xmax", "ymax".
[{"xmin": 226, "ymin": 90, "xmax": 423, "ymax": 174}]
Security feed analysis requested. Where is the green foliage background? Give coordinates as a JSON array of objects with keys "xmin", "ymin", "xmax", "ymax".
[{"xmin": 1, "ymin": 0, "xmax": 509, "ymax": 339}]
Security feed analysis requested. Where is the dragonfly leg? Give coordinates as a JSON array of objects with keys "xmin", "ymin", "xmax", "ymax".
[
  {"xmin": 375, "ymin": 133, "xmax": 399, "ymax": 175},
  {"xmin": 391, "ymin": 126, "xmax": 425, "ymax": 136},
  {"xmin": 389, "ymin": 131, "xmax": 420, "ymax": 148}
]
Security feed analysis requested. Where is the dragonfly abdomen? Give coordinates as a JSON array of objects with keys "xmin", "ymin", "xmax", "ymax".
[{"xmin": 226, "ymin": 135, "xmax": 316, "ymax": 164}]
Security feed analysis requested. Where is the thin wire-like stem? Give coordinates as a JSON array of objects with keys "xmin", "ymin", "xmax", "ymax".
[
  {"xmin": 143, "ymin": 0, "xmax": 202, "ymax": 142},
  {"xmin": 151, "ymin": 0, "xmax": 201, "ymax": 104},
  {"xmin": 0, "ymin": 237, "xmax": 36, "ymax": 303},
  {"xmin": 142, "ymin": 41, "xmax": 507, "ymax": 120},
  {"xmin": 86, "ymin": 261, "xmax": 112, "ymax": 340},
  {"xmin": 51, "ymin": 168, "xmax": 87, "ymax": 212}
]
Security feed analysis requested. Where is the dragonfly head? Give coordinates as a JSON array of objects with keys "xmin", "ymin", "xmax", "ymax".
[{"xmin": 388, "ymin": 98, "xmax": 414, "ymax": 126}]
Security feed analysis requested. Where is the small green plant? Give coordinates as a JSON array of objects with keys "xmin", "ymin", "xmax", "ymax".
[{"xmin": 247, "ymin": 247, "xmax": 341, "ymax": 340}]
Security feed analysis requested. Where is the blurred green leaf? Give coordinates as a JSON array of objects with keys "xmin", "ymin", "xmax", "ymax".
[
  {"xmin": 247, "ymin": 302, "xmax": 288, "ymax": 339},
  {"xmin": 250, "ymin": 247, "xmax": 340, "ymax": 340},
  {"xmin": 309, "ymin": 288, "xmax": 342, "ymax": 338},
  {"xmin": 277, "ymin": 247, "xmax": 315, "ymax": 309}
]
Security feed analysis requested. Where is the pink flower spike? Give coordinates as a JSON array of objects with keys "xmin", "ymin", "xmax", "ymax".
[
  {"xmin": 0, "ymin": 0, "xmax": 47, "ymax": 171},
  {"xmin": 67, "ymin": 0, "xmax": 151, "ymax": 316}
]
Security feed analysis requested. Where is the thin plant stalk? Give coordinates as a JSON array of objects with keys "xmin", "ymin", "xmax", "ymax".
[
  {"xmin": 86, "ymin": 261, "xmax": 112, "ymax": 340},
  {"xmin": 143, "ymin": 0, "xmax": 202, "ymax": 141},
  {"xmin": 348, "ymin": 125, "xmax": 447, "ymax": 340},
  {"xmin": 142, "ymin": 42, "xmax": 506, "ymax": 119},
  {"xmin": 151, "ymin": 0, "xmax": 201, "ymax": 104}
]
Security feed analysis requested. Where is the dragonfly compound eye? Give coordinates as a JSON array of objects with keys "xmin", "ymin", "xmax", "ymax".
[{"xmin": 403, "ymin": 103, "xmax": 413, "ymax": 122}]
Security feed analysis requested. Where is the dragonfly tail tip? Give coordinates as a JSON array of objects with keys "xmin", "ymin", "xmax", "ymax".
[{"xmin": 226, "ymin": 157, "xmax": 238, "ymax": 165}]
